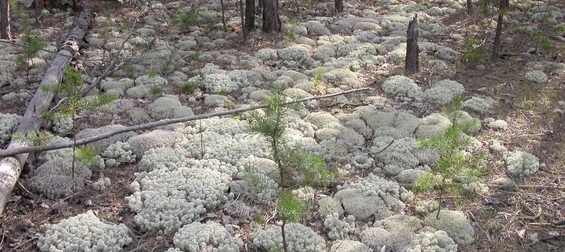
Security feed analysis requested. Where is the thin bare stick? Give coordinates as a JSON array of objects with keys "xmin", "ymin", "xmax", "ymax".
[
  {"xmin": 1, "ymin": 88, "xmax": 371, "ymax": 157},
  {"xmin": 17, "ymin": 181, "xmax": 35, "ymax": 198}
]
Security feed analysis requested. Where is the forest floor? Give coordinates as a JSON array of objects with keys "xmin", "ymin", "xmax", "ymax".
[{"xmin": 1, "ymin": 0, "xmax": 564, "ymax": 251}]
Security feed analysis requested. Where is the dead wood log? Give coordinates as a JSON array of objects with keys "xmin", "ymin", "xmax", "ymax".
[{"xmin": 0, "ymin": 4, "xmax": 93, "ymax": 215}]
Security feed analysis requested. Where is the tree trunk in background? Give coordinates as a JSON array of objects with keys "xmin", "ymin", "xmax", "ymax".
[
  {"xmin": 245, "ymin": 0, "xmax": 255, "ymax": 32},
  {"xmin": 220, "ymin": 0, "xmax": 227, "ymax": 32},
  {"xmin": 0, "ymin": 0, "xmax": 10, "ymax": 40},
  {"xmin": 0, "ymin": 4, "xmax": 93, "ymax": 215},
  {"xmin": 405, "ymin": 15, "xmax": 419, "ymax": 74},
  {"xmin": 262, "ymin": 0, "xmax": 280, "ymax": 33},
  {"xmin": 492, "ymin": 0, "xmax": 508, "ymax": 60},
  {"xmin": 466, "ymin": 0, "xmax": 473, "ymax": 15},
  {"xmin": 335, "ymin": 0, "xmax": 343, "ymax": 13}
]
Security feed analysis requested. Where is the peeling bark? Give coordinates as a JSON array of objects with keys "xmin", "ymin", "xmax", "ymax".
[{"xmin": 0, "ymin": 4, "xmax": 93, "ymax": 215}]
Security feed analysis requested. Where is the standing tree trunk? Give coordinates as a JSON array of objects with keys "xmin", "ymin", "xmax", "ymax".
[
  {"xmin": 245, "ymin": 0, "xmax": 255, "ymax": 33},
  {"xmin": 220, "ymin": 0, "xmax": 227, "ymax": 32},
  {"xmin": 466, "ymin": 0, "xmax": 473, "ymax": 15},
  {"xmin": 262, "ymin": 0, "xmax": 280, "ymax": 33},
  {"xmin": 405, "ymin": 15, "xmax": 419, "ymax": 74},
  {"xmin": 492, "ymin": 0, "xmax": 508, "ymax": 60},
  {"xmin": 0, "ymin": 0, "xmax": 10, "ymax": 40},
  {"xmin": 335, "ymin": 0, "xmax": 343, "ymax": 13},
  {"xmin": 0, "ymin": 4, "xmax": 93, "ymax": 215}
]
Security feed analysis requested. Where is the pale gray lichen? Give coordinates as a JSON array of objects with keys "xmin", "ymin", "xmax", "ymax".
[
  {"xmin": 351, "ymin": 153, "xmax": 374, "ymax": 171},
  {"xmin": 183, "ymin": 131, "xmax": 270, "ymax": 165},
  {"xmin": 318, "ymin": 197, "xmax": 345, "ymax": 216},
  {"xmin": 233, "ymin": 162, "xmax": 279, "ymax": 204},
  {"xmin": 313, "ymin": 45, "xmax": 336, "ymax": 62},
  {"xmin": 330, "ymin": 240, "xmax": 371, "ymax": 252},
  {"xmin": 484, "ymin": 118, "xmax": 508, "ymax": 131},
  {"xmin": 371, "ymin": 137, "xmax": 438, "ymax": 175},
  {"xmin": 423, "ymin": 80, "xmax": 465, "ymax": 106},
  {"xmin": 278, "ymin": 45, "xmax": 315, "ymax": 68},
  {"xmin": 341, "ymin": 115, "xmax": 372, "ymax": 138},
  {"xmin": 172, "ymin": 222, "xmax": 242, "ymax": 252},
  {"xmin": 187, "ymin": 117, "xmax": 250, "ymax": 136},
  {"xmin": 525, "ymin": 70, "xmax": 548, "ymax": 84},
  {"xmin": 423, "ymin": 210, "xmax": 475, "ymax": 245},
  {"xmin": 255, "ymin": 48, "xmax": 278, "ymax": 63},
  {"xmin": 462, "ymin": 181, "xmax": 489, "ymax": 194},
  {"xmin": 489, "ymin": 139, "xmax": 508, "ymax": 154},
  {"xmin": 76, "ymin": 124, "xmax": 137, "ymax": 151},
  {"xmin": 228, "ymin": 70, "xmax": 264, "ymax": 88},
  {"xmin": 336, "ymin": 43, "xmax": 378, "ymax": 58},
  {"xmin": 138, "ymin": 147, "xmax": 190, "ymax": 172},
  {"xmin": 449, "ymin": 110, "xmax": 481, "ymax": 135},
  {"xmin": 51, "ymin": 113, "xmax": 74, "ymax": 135},
  {"xmin": 415, "ymin": 113, "xmax": 452, "ymax": 138},
  {"xmin": 414, "ymin": 199, "xmax": 440, "ymax": 215},
  {"xmin": 382, "ymin": 75, "xmax": 422, "ymax": 99},
  {"xmin": 387, "ymin": 46, "xmax": 407, "ymax": 64},
  {"xmin": 127, "ymin": 129, "xmax": 188, "ymax": 158},
  {"xmin": 135, "ymin": 74, "xmax": 168, "ymax": 87},
  {"xmin": 406, "ymin": 226, "xmax": 458, "ymax": 252},
  {"xmin": 92, "ymin": 177, "xmax": 111, "ymax": 191},
  {"xmin": 126, "ymin": 163, "xmax": 231, "ymax": 234},
  {"xmin": 335, "ymin": 174, "xmax": 414, "ymax": 220},
  {"xmin": 147, "ymin": 96, "xmax": 194, "ymax": 120},
  {"xmin": 37, "ymin": 210, "xmax": 132, "ymax": 252},
  {"xmin": 435, "ymin": 47, "xmax": 459, "ymax": 63},
  {"xmin": 504, "ymin": 150, "xmax": 539, "ymax": 177},
  {"xmin": 252, "ymin": 223, "xmax": 327, "ymax": 252},
  {"xmin": 138, "ymin": 147, "xmax": 238, "ymax": 176},
  {"xmin": 188, "ymin": 73, "xmax": 238, "ymax": 94},
  {"xmin": 27, "ymin": 159, "xmax": 91, "ymax": 199},
  {"xmin": 361, "ymin": 214, "xmax": 422, "ymax": 251},
  {"xmin": 101, "ymin": 141, "xmax": 136, "ymax": 167},
  {"xmin": 324, "ymin": 213, "xmax": 356, "ymax": 240},
  {"xmin": 321, "ymin": 68, "xmax": 364, "ymax": 89},
  {"xmin": 358, "ymin": 107, "xmax": 421, "ymax": 139},
  {"xmin": 306, "ymin": 111, "xmax": 342, "ymax": 129},
  {"xmin": 0, "ymin": 113, "xmax": 21, "ymax": 146},
  {"xmin": 36, "ymin": 136, "xmax": 74, "ymax": 162},
  {"xmin": 396, "ymin": 168, "xmax": 428, "ymax": 184},
  {"xmin": 302, "ymin": 20, "xmax": 331, "ymax": 36},
  {"xmin": 223, "ymin": 199, "xmax": 260, "ymax": 222},
  {"xmin": 462, "ymin": 96, "xmax": 493, "ymax": 113}
]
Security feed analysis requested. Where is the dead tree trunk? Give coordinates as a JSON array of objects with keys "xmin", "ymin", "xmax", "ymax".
[
  {"xmin": 335, "ymin": 0, "xmax": 343, "ymax": 13},
  {"xmin": 405, "ymin": 15, "xmax": 419, "ymax": 74},
  {"xmin": 262, "ymin": 0, "xmax": 281, "ymax": 33},
  {"xmin": 0, "ymin": 4, "xmax": 93, "ymax": 215},
  {"xmin": 492, "ymin": 0, "xmax": 508, "ymax": 60},
  {"xmin": 0, "ymin": 0, "xmax": 10, "ymax": 40},
  {"xmin": 245, "ymin": 0, "xmax": 255, "ymax": 33},
  {"xmin": 220, "ymin": 0, "xmax": 227, "ymax": 32},
  {"xmin": 466, "ymin": 0, "xmax": 473, "ymax": 15}
]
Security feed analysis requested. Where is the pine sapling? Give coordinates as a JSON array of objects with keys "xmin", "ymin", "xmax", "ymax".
[{"xmin": 414, "ymin": 95, "xmax": 485, "ymax": 218}]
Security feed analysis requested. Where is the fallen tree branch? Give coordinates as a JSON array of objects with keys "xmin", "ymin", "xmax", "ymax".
[
  {"xmin": 0, "ymin": 4, "xmax": 94, "ymax": 215},
  {"xmin": 0, "ymin": 88, "xmax": 371, "ymax": 157}
]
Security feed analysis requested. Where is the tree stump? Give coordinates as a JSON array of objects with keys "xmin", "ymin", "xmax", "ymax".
[{"xmin": 405, "ymin": 15, "xmax": 419, "ymax": 74}]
